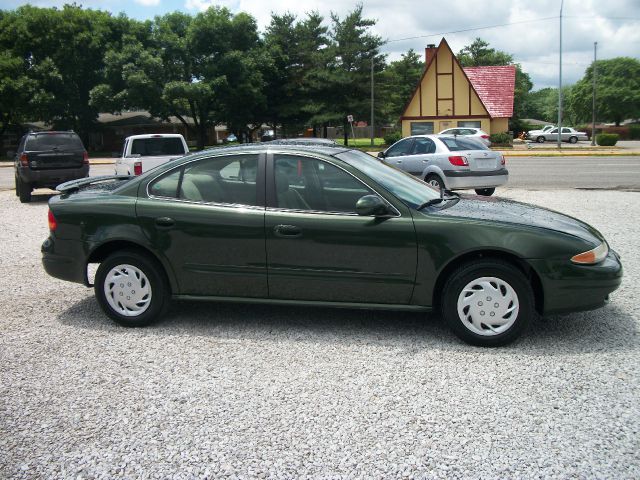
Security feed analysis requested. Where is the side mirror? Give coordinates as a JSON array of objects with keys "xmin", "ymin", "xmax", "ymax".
[
  {"xmin": 6, "ymin": 150, "xmax": 15, "ymax": 159},
  {"xmin": 356, "ymin": 195, "xmax": 391, "ymax": 217},
  {"xmin": 377, "ymin": 151, "xmax": 386, "ymax": 159}
]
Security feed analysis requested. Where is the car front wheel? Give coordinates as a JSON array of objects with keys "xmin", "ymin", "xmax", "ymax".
[
  {"xmin": 441, "ymin": 259, "xmax": 534, "ymax": 347},
  {"xmin": 94, "ymin": 250, "xmax": 170, "ymax": 327},
  {"xmin": 536, "ymin": 136, "xmax": 545, "ymax": 143}
]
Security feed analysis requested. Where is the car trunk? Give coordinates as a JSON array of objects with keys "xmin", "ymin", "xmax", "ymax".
[
  {"xmin": 467, "ymin": 150, "xmax": 502, "ymax": 172},
  {"xmin": 26, "ymin": 150, "xmax": 84, "ymax": 170}
]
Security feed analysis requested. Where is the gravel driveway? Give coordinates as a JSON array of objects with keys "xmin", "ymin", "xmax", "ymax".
[{"xmin": 0, "ymin": 189, "xmax": 638, "ymax": 479}]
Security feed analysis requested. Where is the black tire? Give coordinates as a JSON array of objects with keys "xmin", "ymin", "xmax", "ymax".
[
  {"xmin": 536, "ymin": 136, "xmax": 545, "ymax": 143},
  {"xmin": 569, "ymin": 136, "xmax": 578, "ymax": 144},
  {"xmin": 18, "ymin": 177, "xmax": 32, "ymax": 203},
  {"xmin": 14, "ymin": 174, "xmax": 20, "ymax": 197},
  {"xmin": 475, "ymin": 188, "xmax": 495, "ymax": 196},
  {"xmin": 441, "ymin": 259, "xmax": 534, "ymax": 347},
  {"xmin": 425, "ymin": 174, "xmax": 444, "ymax": 191},
  {"xmin": 94, "ymin": 250, "xmax": 170, "ymax": 327}
]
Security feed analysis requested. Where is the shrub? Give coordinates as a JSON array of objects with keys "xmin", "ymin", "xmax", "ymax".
[
  {"xmin": 629, "ymin": 125, "xmax": 640, "ymax": 140},
  {"xmin": 383, "ymin": 131, "xmax": 402, "ymax": 146},
  {"xmin": 596, "ymin": 133, "xmax": 619, "ymax": 146},
  {"xmin": 489, "ymin": 132, "xmax": 512, "ymax": 145}
]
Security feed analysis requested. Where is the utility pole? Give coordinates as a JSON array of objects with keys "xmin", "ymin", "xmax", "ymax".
[
  {"xmin": 591, "ymin": 41, "xmax": 598, "ymax": 146},
  {"xmin": 370, "ymin": 56, "xmax": 375, "ymax": 147},
  {"xmin": 557, "ymin": 0, "xmax": 564, "ymax": 149}
]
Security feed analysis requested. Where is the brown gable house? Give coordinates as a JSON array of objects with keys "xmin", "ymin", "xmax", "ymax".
[{"xmin": 400, "ymin": 38, "xmax": 515, "ymax": 137}]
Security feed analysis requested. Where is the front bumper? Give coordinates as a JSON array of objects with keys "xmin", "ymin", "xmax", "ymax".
[
  {"xmin": 444, "ymin": 169, "xmax": 509, "ymax": 190},
  {"xmin": 528, "ymin": 249, "xmax": 623, "ymax": 315},
  {"xmin": 42, "ymin": 236, "xmax": 88, "ymax": 285}
]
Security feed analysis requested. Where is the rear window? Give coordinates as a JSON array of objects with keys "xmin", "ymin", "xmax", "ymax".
[
  {"xmin": 130, "ymin": 137, "xmax": 186, "ymax": 156},
  {"xmin": 439, "ymin": 136, "xmax": 488, "ymax": 151},
  {"xmin": 26, "ymin": 133, "xmax": 84, "ymax": 151}
]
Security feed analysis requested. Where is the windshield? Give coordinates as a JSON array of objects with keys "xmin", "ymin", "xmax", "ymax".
[
  {"xmin": 438, "ymin": 136, "xmax": 488, "ymax": 151},
  {"xmin": 335, "ymin": 150, "xmax": 440, "ymax": 208},
  {"xmin": 26, "ymin": 133, "xmax": 84, "ymax": 151}
]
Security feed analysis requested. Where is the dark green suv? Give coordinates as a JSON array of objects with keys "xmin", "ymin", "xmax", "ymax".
[
  {"xmin": 14, "ymin": 131, "xmax": 89, "ymax": 203},
  {"xmin": 41, "ymin": 144, "xmax": 622, "ymax": 346}
]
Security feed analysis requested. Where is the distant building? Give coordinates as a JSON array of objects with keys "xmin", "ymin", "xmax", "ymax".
[{"xmin": 400, "ymin": 38, "xmax": 516, "ymax": 137}]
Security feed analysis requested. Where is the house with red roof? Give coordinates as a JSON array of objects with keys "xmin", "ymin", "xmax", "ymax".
[{"xmin": 400, "ymin": 38, "xmax": 515, "ymax": 137}]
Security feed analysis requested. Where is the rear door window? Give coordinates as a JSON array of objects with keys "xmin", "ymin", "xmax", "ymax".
[{"xmin": 26, "ymin": 133, "xmax": 84, "ymax": 151}]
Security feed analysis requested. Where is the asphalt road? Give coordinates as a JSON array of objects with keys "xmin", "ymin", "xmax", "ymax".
[{"xmin": 1, "ymin": 155, "xmax": 640, "ymax": 191}]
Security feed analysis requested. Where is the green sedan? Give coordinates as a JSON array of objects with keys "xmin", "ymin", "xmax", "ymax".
[{"xmin": 42, "ymin": 143, "xmax": 622, "ymax": 347}]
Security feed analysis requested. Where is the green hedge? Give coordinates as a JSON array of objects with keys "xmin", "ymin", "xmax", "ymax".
[
  {"xmin": 383, "ymin": 131, "xmax": 402, "ymax": 146},
  {"xmin": 629, "ymin": 125, "xmax": 640, "ymax": 140},
  {"xmin": 596, "ymin": 133, "xmax": 619, "ymax": 146},
  {"xmin": 489, "ymin": 132, "xmax": 512, "ymax": 145}
]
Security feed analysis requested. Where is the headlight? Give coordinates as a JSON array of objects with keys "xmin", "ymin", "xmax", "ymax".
[{"xmin": 571, "ymin": 242, "xmax": 609, "ymax": 265}]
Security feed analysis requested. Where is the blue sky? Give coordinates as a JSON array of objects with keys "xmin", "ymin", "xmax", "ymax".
[{"xmin": 2, "ymin": 0, "xmax": 639, "ymax": 89}]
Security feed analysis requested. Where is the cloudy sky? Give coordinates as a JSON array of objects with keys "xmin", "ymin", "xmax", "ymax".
[{"xmin": 3, "ymin": 0, "xmax": 640, "ymax": 89}]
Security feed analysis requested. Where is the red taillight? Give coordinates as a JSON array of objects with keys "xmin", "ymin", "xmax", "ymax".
[
  {"xmin": 481, "ymin": 134, "xmax": 490, "ymax": 139},
  {"xmin": 20, "ymin": 153, "xmax": 28, "ymax": 166},
  {"xmin": 83, "ymin": 151, "xmax": 89, "ymax": 165},
  {"xmin": 48, "ymin": 209, "xmax": 57, "ymax": 232},
  {"xmin": 134, "ymin": 161, "xmax": 142, "ymax": 175},
  {"xmin": 448, "ymin": 155, "xmax": 469, "ymax": 166},
  {"xmin": 501, "ymin": 154, "xmax": 506, "ymax": 166}
]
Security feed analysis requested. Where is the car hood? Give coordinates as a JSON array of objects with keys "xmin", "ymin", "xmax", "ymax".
[{"xmin": 430, "ymin": 194, "xmax": 603, "ymax": 245}]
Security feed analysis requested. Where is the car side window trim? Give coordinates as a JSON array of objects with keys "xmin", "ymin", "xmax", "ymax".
[
  {"xmin": 145, "ymin": 151, "xmax": 266, "ymax": 210},
  {"xmin": 265, "ymin": 151, "xmax": 400, "ymax": 217}
]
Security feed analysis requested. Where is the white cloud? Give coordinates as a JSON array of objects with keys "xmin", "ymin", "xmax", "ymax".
[
  {"xmin": 184, "ymin": 0, "xmax": 640, "ymax": 89},
  {"xmin": 135, "ymin": 0, "xmax": 161, "ymax": 6}
]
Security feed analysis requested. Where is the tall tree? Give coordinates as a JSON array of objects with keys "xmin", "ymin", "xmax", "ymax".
[
  {"xmin": 569, "ymin": 57, "xmax": 640, "ymax": 126},
  {"xmin": 457, "ymin": 38, "xmax": 533, "ymax": 121},
  {"xmin": 92, "ymin": 7, "xmax": 264, "ymax": 149},
  {"xmin": 378, "ymin": 49, "xmax": 423, "ymax": 124}
]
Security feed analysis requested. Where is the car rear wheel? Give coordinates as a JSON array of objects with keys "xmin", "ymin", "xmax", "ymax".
[
  {"xmin": 425, "ymin": 174, "xmax": 444, "ymax": 191},
  {"xmin": 17, "ymin": 177, "xmax": 32, "ymax": 203},
  {"xmin": 441, "ymin": 259, "xmax": 534, "ymax": 347},
  {"xmin": 536, "ymin": 136, "xmax": 545, "ymax": 143},
  {"xmin": 475, "ymin": 188, "xmax": 495, "ymax": 196},
  {"xmin": 95, "ymin": 250, "xmax": 170, "ymax": 327},
  {"xmin": 569, "ymin": 136, "xmax": 578, "ymax": 144}
]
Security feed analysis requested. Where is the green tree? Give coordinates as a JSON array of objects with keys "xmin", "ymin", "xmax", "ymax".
[
  {"xmin": 457, "ymin": 38, "xmax": 533, "ymax": 121},
  {"xmin": 378, "ymin": 49, "xmax": 423, "ymax": 125},
  {"xmin": 570, "ymin": 57, "xmax": 640, "ymax": 126},
  {"xmin": 92, "ymin": 7, "xmax": 264, "ymax": 148}
]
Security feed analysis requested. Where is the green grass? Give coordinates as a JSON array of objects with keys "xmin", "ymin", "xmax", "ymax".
[{"xmin": 334, "ymin": 137, "xmax": 385, "ymax": 147}]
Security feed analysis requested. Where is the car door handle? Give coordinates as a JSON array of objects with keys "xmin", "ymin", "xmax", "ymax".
[
  {"xmin": 155, "ymin": 217, "xmax": 175, "ymax": 227},
  {"xmin": 274, "ymin": 224, "xmax": 302, "ymax": 238}
]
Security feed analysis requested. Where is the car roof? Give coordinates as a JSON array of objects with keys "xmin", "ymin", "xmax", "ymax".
[
  {"xmin": 126, "ymin": 134, "xmax": 185, "ymax": 140},
  {"xmin": 28, "ymin": 131, "xmax": 78, "ymax": 135},
  {"xmin": 179, "ymin": 142, "xmax": 352, "ymax": 161}
]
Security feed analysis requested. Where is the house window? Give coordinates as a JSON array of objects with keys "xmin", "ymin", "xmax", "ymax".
[
  {"xmin": 410, "ymin": 122, "xmax": 434, "ymax": 135},
  {"xmin": 458, "ymin": 121, "xmax": 482, "ymax": 128}
]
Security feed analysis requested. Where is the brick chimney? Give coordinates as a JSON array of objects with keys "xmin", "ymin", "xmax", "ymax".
[{"xmin": 425, "ymin": 44, "xmax": 436, "ymax": 66}]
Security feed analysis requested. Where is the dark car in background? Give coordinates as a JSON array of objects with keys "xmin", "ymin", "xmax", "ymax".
[
  {"xmin": 13, "ymin": 131, "xmax": 89, "ymax": 203},
  {"xmin": 42, "ymin": 144, "xmax": 622, "ymax": 347}
]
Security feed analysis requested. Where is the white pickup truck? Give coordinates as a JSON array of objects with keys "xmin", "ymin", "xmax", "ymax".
[{"xmin": 115, "ymin": 134, "xmax": 189, "ymax": 176}]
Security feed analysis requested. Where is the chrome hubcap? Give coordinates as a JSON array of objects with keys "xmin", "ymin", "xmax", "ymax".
[
  {"xmin": 103, "ymin": 264, "xmax": 152, "ymax": 317},
  {"xmin": 457, "ymin": 276, "xmax": 519, "ymax": 336}
]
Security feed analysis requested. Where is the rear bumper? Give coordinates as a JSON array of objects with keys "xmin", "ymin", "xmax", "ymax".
[
  {"xmin": 444, "ymin": 169, "xmax": 509, "ymax": 190},
  {"xmin": 18, "ymin": 165, "xmax": 89, "ymax": 189},
  {"xmin": 528, "ymin": 250, "xmax": 623, "ymax": 315},
  {"xmin": 42, "ymin": 236, "xmax": 88, "ymax": 285}
]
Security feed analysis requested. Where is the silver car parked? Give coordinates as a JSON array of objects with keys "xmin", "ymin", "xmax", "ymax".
[
  {"xmin": 438, "ymin": 127, "xmax": 491, "ymax": 146},
  {"xmin": 531, "ymin": 127, "xmax": 589, "ymax": 144},
  {"xmin": 377, "ymin": 135, "xmax": 507, "ymax": 196}
]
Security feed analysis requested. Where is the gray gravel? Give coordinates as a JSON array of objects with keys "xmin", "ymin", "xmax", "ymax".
[{"xmin": 1, "ymin": 188, "xmax": 638, "ymax": 479}]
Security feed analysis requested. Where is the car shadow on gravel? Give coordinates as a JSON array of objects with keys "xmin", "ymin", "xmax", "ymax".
[{"xmin": 57, "ymin": 297, "xmax": 637, "ymax": 354}]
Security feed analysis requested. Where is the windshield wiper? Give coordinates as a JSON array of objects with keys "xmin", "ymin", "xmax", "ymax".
[{"xmin": 417, "ymin": 189, "xmax": 460, "ymax": 210}]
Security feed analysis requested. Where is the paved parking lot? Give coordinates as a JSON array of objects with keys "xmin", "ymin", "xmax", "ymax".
[{"xmin": 0, "ymin": 189, "xmax": 638, "ymax": 478}]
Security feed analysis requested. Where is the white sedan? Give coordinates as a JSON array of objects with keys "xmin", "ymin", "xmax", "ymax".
[{"xmin": 530, "ymin": 127, "xmax": 589, "ymax": 144}]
